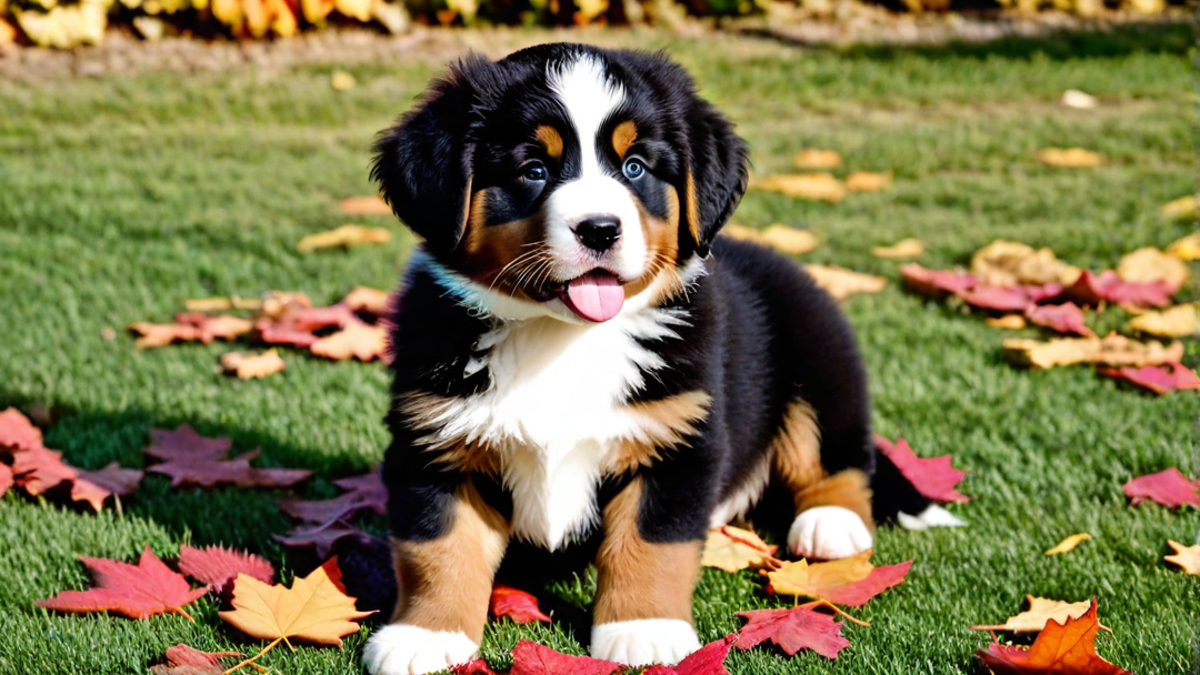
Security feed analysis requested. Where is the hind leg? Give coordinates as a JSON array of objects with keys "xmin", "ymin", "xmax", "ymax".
[{"xmin": 771, "ymin": 400, "xmax": 875, "ymax": 560}]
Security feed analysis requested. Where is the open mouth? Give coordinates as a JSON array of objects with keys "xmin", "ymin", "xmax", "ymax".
[{"xmin": 527, "ymin": 270, "xmax": 625, "ymax": 322}]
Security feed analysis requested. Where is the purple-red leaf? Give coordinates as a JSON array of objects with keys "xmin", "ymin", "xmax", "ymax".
[
  {"xmin": 735, "ymin": 606, "xmax": 849, "ymax": 658},
  {"xmin": 875, "ymin": 435, "xmax": 968, "ymax": 503},
  {"xmin": 146, "ymin": 425, "xmax": 231, "ymax": 462},
  {"xmin": 508, "ymin": 640, "xmax": 622, "ymax": 675},
  {"xmin": 272, "ymin": 520, "xmax": 373, "ymax": 558},
  {"xmin": 178, "ymin": 544, "xmax": 274, "ymax": 594},
  {"xmin": 490, "ymin": 586, "xmax": 551, "ymax": 623},
  {"xmin": 1064, "ymin": 270, "xmax": 1174, "ymax": 308},
  {"xmin": 957, "ymin": 286, "xmax": 1031, "ymax": 312},
  {"xmin": 1024, "ymin": 303, "xmax": 1095, "ymax": 337},
  {"xmin": 900, "ymin": 264, "xmax": 977, "ymax": 297},
  {"xmin": 643, "ymin": 635, "xmax": 738, "ymax": 675},
  {"xmin": 36, "ymin": 546, "xmax": 207, "ymax": 620},
  {"xmin": 1123, "ymin": 468, "xmax": 1200, "ymax": 508},
  {"xmin": 1098, "ymin": 362, "xmax": 1200, "ymax": 395},
  {"xmin": 277, "ymin": 469, "xmax": 387, "ymax": 523}
]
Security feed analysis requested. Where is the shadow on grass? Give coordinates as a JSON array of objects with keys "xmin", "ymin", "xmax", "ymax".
[{"xmin": 746, "ymin": 18, "xmax": 1190, "ymax": 61}]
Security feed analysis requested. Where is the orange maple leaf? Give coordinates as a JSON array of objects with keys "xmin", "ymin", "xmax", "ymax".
[
  {"xmin": 218, "ymin": 557, "xmax": 374, "ymax": 647},
  {"xmin": 979, "ymin": 599, "xmax": 1130, "ymax": 675}
]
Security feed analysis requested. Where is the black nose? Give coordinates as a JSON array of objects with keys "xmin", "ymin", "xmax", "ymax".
[{"xmin": 573, "ymin": 215, "xmax": 622, "ymax": 252}]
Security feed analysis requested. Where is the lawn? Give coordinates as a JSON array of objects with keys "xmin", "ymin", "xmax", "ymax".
[{"xmin": 0, "ymin": 21, "xmax": 1196, "ymax": 675}]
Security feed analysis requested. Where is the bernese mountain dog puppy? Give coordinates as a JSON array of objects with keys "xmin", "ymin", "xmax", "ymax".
[{"xmin": 363, "ymin": 43, "xmax": 894, "ymax": 675}]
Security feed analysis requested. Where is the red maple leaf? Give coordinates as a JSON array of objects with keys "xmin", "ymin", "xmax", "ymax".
[
  {"xmin": 508, "ymin": 640, "xmax": 622, "ymax": 675},
  {"xmin": 36, "ymin": 546, "xmax": 207, "ymax": 620},
  {"xmin": 875, "ymin": 435, "xmax": 968, "ymax": 503},
  {"xmin": 957, "ymin": 287, "xmax": 1031, "ymax": 313},
  {"xmin": 900, "ymin": 264, "xmax": 978, "ymax": 297},
  {"xmin": 734, "ymin": 606, "xmax": 848, "ymax": 658},
  {"xmin": 643, "ymin": 635, "xmax": 737, "ymax": 675},
  {"xmin": 1064, "ymin": 270, "xmax": 1174, "ymax": 308},
  {"xmin": 817, "ymin": 561, "xmax": 913, "ymax": 607},
  {"xmin": 144, "ymin": 426, "xmax": 311, "ymax": 489},
  {"xmin": 1021, "ymin": 283, "xmax": 1064, "ymax": 303},
  {"xmin": 151, "ymin": 644, "xmax": 243, "ymax": 675},
  {"xmin": 1024, "ymin": 303, "xmax": 1095, "ymax": 337},
  {"xmin": 452, "ymin": 660, "xmax": 500, "ymax": 675},
  {"xmin": 1123, "ymin": 468, "xmax": 1200, "ymax": 508},
  {"xmin": 256, "ymin": 320, "xmax": 320, "ymax": 348},
  {"xmin": 979, "ymin": 599, "xmax": 1129, "ymax": 675},
  {"xmin": 0, "ymin": 407, "xmax": 43, "ymax": 452},
  {"xmin": 1098, "ymin": 362, "xmax": 1200, "ymax": 395},
  {"xmin": 490, "ymin": 585, "xmax": 551, "ymax": 623},
  {"xmin": 178, "ymin": 544, "xmax": 275, "ymax": 594},
  {"xmin": 12, "ymin": 445, "xmax": 78, "ymax": 495}
]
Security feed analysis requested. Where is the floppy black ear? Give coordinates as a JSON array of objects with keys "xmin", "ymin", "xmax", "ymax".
[
  {"xmin": 681, "ymin": 101, "xmax": 749, "ymax": 258},
  {"xmin": 371, "ymin": 56, "xmax": 491, "ymax": 253}
]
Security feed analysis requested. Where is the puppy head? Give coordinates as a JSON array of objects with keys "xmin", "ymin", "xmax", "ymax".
[{"xmin": 373, "ymin": 44, "xmax": 748, "ymax": 323}]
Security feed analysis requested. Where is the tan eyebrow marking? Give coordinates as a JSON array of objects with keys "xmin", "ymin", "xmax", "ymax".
[
  {"xmin": 535, "ymin": 125, "xmax": 563, "ymax": 160},
  {"xmin": 685, "ymin": 169, "xmax": 701, "ymax": 245},
  {"xmin": 612, "ymin": 120, "xmax": 638, "ymax": 159}
]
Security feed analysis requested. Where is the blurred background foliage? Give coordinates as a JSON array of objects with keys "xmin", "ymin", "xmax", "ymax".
[{"xmin": 0, "ymin": 0, "xmax": 1183, "ymax": 54}]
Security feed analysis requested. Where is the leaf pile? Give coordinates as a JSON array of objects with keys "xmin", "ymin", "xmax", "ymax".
[{"xmin": 978, "ymin": 600, "xmax": 1130, "ymax": 675}]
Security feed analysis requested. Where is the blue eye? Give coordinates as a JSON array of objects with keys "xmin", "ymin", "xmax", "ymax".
[
  {"xmin": 524, "ymin": 163, "xmax": 548, "ymax": 182},
  {"xmin": 623, "ymin": 159, "xmax": 646, "ymax": 180}
]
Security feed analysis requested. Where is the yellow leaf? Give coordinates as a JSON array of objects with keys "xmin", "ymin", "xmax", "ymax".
[
  {"xmin": 1061, "ymin": 89, "xmax": 1098, "ymax": 110},
  {"xmin": 805, "ymin": 264, "xmax": 887, "ymax": 301},
  {"xmin": 16, "ymin": 0, "xmax": 106, "ymax": 48},
  {"xmin": 766, "ymin": 551, "xmax": 873, "ymax": 598},
  {"xmin": 792, "ymin": 149, "xmax": 842, "ymax": 169},
  {"xmin": 269, "ymin": 0, "xmax": 297, "ymax": 37},
  {"xmin": 575, "ymin": 0, "xmax": 607, "ymax": 21},
  {"xmin": 1045, "ymin": 532, "xmax": 1091, "ymax": 555},
  {"xmin": 219, "ymin": 558, "xmax": 374, "ymax": 646},
  {"xmin": 211, "ymin": 0, "xmax": 242, "ymax": 28},
  {"xmin": 341, "ymin": 286, "xmax": 391, "ymax": 315},
  {"xmin": 845, "ymin": 171, "xmax": 893, "ymax": 193},
  {"xmin": 311, "ymin": 321, "xmax": 388, "ymax": 362},
  {"xmin": 872, "ymin": 238, "xmax": 924, "ymax": 259},
  {"xmin": 986, "ymin": 315, "xmax": 1027, "ymax": 330},
  {"xmin": 971, "ymin": 240, "xmax": 1080, "ymax": 287},
  {"xmin": 185, "ymin": 296, "xmax": 264, "ymax": 312},
  {"xmin": 752, "ymin": 173, "xmax": 846, "ymax": 204},
  {"xmin": 972, "ymin": 596, "xmax": 1095, "ymax": 633},
  {"xmin": 335, "ymin": 0, "xmax": 370, "ymax": 20},
  {"xmin": 759, "ymin": 225, "xmax": 817, "ymax": 255},
  {"xmin": 1036, "ymin": 147, "xmax": 1105, "ymax": 168},
  {"xmin": 243, "ymin": 0, "xmax": 270, "ymax": 37},
  {"xmin": 701, "ymin": 526, "xmax": 777, "ymax": 573},
  {"xmin": 1004, "ymin": 332, "xmax": 1183, "ymax": 369},
  {"xmin": 298, "ymin": 225, "xmax": 391, "ymax": 252},
  {"xmin": 1161, "ymin": 196, "xmax": 1197, "ymax": 222},
  {"xmin": 302, "ymin": 0, "xmax": 335, "ymax": 21},
  {"xmin": 330, "ymin": 70, "xmax": 356, "ymax": 91},
  {"xmin": 0, "ymin": 17, "xmax": 17, "ymax": 44},
  {"xmin": 1165, "ymin": 540, "xmax": 1200, "ymax": 575},
  {"xmin": 1117, "ymin": 247, "xmax": 1188, "ymax": 288},
  {"xmin": 1128, "ymin": 304, "xmax": 1196, "ymax": 339},
  {"xmin": 220, "ymin": 350, "xmax": 286, "ymax": 379}
]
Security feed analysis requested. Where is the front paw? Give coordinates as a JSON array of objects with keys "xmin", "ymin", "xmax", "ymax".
[
  {"xmin": 788, "ymin": 505, "xmax": 873, "ymax": 560},
  {"xmin": 363, "ymin": 624, "xmax": 478, "ymax": 675},
  {"xmin": 590, "ymin": 619, "xmax": 700, "ymax": 666}
]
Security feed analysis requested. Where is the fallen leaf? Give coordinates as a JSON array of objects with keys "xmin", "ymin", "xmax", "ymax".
[
  {"xmin": 1003, "ymin": 332, "xmax": 1183, "ymax": 369},
  {"xmin": 339, "ymin": 195, "xmax": 392, "ymax": 216},
  {"xmin": 0, "ymin": 464, "xmax": 12, "ymax": 499},
  {"xmin": 958, "ymin": 286, "xmax": 1034, "ymax": 313},
  {"xmin": 502, "ymin": 640, "xmax": 623, "ymax": 675},
  {"xmin": 805, "ymin": 265, "xmax": 887, "ymax": 300},
  {"xmin": 972, "ymin": 596, "xmax": 1096, "ymax": 633},
  {"xmin": 0, "ymin": 407, "xmax": 44, "ymax": 452},
  {"xmin": 900, "ymin": 264, "xmax": 977, "ymax": 297},
  {"xmin": 150, "ymin": 644, "xmax": 242, "ymax": 675},
  {"xmin": 184, "ymin": 296, "xmax": 263, "ymax": 313},
  {"xmin": 297, "ymin": 225, "xmax": 391, "ymax": 253},
  {"xmin": 278, "ymin": 468, "xmax": 386, "ymax": 524},
  {"xmin": 330, "ymin": 70, "xmax": 356, "ymax": 91},
  {"xmin": 256, "ymin": 321, "xmax": 320, "ymax": 348},
  {"xmin": 1023, "ymin": 303, "xmax": 1094, "ymax": 337},
  {"xmin": 341, "ymin": 286, "xmax": 392, "ymax": 317},
  {"xmin": 220, "ymin": 350, "xmax": 286, "ymax": 379},
  {"xmin": 270, "ymin": 303, "xmax": 357, "ymax": 332},
  {"xmin": 1045, "ymin": 533, "xmax": 1091, "ymax": 555},
  {"xmin": 36, "ymin": 546, "xmax": 207, "ymax": 620},
  {"xmin": 767, "ymin": 551, "xmax": 912, "ymax": 607},
  {"xmin": 1064, "ymin": 270, "xmax": 1175, "ymax": 308},
  {"xmin": 1164, "ymin": 540, "xmax": 1200, "ymax": 575},
  {"xmin": 1123, "ymin": 468, "xmax": 1200, "ymax": 508},
  {"xmin": 258, "ymin": 291, "xmax": 314, "ymax": 319},
  {"xmin": 1162, "ymin": 196, "xmax": 1198, "ymax": 222},
  {"xmin": 146, "ymin": 425, "xmax": 231, "ymax": 462},
  {"xmin": 1128, "ymin": 304, "xmax": 1196, "ymax": 338},
  {"xmin": 872, "ymin": 238, "xmax": 923, "ymax": 259},
  {"xmin": 452, "ymin": 660, "xmax": 500, "ymax": 675},
  {"xmin": 759, "ymin": 225, "xmax": 818, "ymax": 255},
  {"xmin": 219, "ymin": 558, "xmax": 374, "ymax": 647},
  {"xmin": 1036, "ymin": 147, "xmax": 1105, "ymax": 168},
  {"xmin": 642, "ymin": 634, "xmax": 737, "ymax": 675},
  {"xmin": 793, "ymin": 149, "xmax": 842, "ymax": 169},
  {"xmin": 73, "ymin": 463, "xmax": 143, "ymax": 511},
  {"xmin": 178, "ymin": 544, "xmax": 274, "ymax": 594},
  {"xmin": 310, "ymin": 320, "xmax": 389, "ymax": 362},
  {"xmin": 127, "ymin": 322, "xmax": 202, "ymax": 348},
  {"xmin": 490, "ymin": 586, "xmax": 550, "ymax": 623},
  {"xmin": 1098, "ymin": 362, "xmax": 1200, "ymax": 395},
  {"xmin": 272, "ymin": 520, "xmax": 373, "ymax": 558},
  {"xmin": 12, "ymin": 445, "xmax": 79, "ymax": 496},
  {"xmin": 844, "ymin": 171, "xmax": 893, "ymax": 192},
  {"xmin": 875, "ymin": 435, "xmax": 967, "ymax": 503},
  {"xmin": 144, "ymin": 427, "xmax": 311, "ymax": 490},
  {"xmin": 987, "ymin": 315, "xmax": 1027, "ymax": 330},
  {"xmin": 176, "ymin": 313, "xmax": 255, "ymax": 341},
  {"xmin": 701, "ymin": 526, "xmax": 778, "ymax": 573},
  {"xmin": 752, "ymin": 173, "xmax": 846, "ymax": 204},
  {"xmin": 971, "ymin": 241, "xmax": 1080, "ymax": 287},
  {"xmin": 978, "ymin": 600, "xmax": 1129, "ymax": 675},
  {"xmin": 1061, "ymin": 89, "xmax": 1098, "ymax": 109},
  {"xmin": 1117, "ymin": 246, "xmax": 1189, "ymax": 289},
  {"xmin": 735, "ymin": 605, "xmax": 848, "ymax": 658}
]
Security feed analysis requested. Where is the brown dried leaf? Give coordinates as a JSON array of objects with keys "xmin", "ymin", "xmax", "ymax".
[
  {"xmin": 805, "ymin": 265, "xmax": 887, "ymax": 300},
  {"xmin": 845, "ymin": 171, "xmax": 893, "ymax": 192},
  {"xmin": 297, "ymin": 225, "xmax": 391, "ymax": 253},
  {"xmin": 872, "ymin": 238, "xmax": 924, "ymax": 259},
  {"xmin": 1128, "ymin": 304, "xmax": 1196, "ymax": 338},
  {"xmin": 1003, "ymin": 332, "xmax": 1183, "ymax": 369},
  {"xmin": 1037, "ymin": 147, "xmax": 1105, "ymax": 167},
  {"xmin": 752, "ymin": 173, "xmax": 846, "ymax": 204},
  {"xmin": 972, "ymin": 596, "xmax": 1096, "ymax": 633},
  {"xmin": 792, "ymin": 149, "xmax": 842, "ymax": 169},
  {"xmin": 219, "ymin": 350, "xmax": 286, "ymax": 379}
]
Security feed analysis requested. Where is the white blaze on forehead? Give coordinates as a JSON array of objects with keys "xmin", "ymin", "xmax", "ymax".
[{"xmin": 547, "ymin": 54, "xmax": 625, "ymax": 176}]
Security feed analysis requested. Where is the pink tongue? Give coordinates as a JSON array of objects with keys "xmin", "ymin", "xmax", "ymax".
[{"xmin": 565, "ymin": 272, "xmax": 624, "ymax": 322}]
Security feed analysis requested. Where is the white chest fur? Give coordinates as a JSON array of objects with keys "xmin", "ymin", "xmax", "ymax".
[{"xmin": 421, "ymin": 309, "xmax": 687, "ymax": 550}]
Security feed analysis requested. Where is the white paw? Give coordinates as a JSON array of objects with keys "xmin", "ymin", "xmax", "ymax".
[
  {"xmin": 897, "ymin": 504, "xmax": 966, "ymax": 531},
  {"xmin": 363, "ymin": 624, "xmax": 478, "ymax": 675},
  {"xmin": 788, "ymin": 505, "xmax": 874, "ymax": 560},
  {"xmin": 591, "ymin": 619, "xmax": 700, "ymax": 666}
]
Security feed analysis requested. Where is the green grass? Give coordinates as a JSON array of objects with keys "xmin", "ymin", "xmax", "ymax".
[{"xmin": 0, "ymin": 21, "xmax": 1196, "ymax": 675}]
